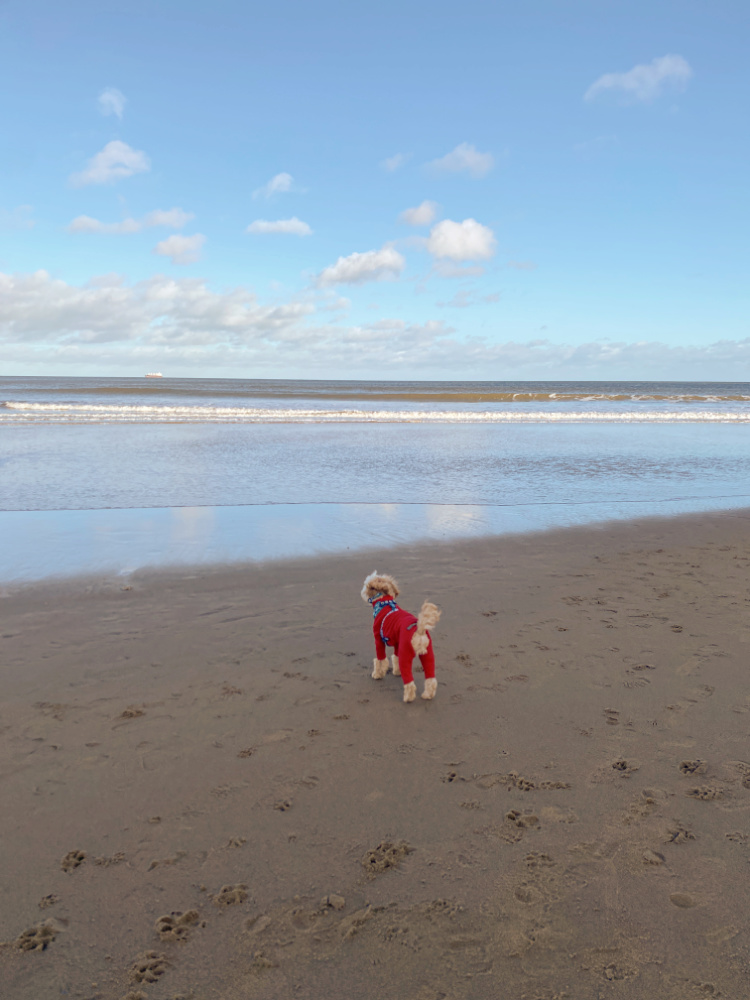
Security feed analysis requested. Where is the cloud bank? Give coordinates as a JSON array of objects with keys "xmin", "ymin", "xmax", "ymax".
[{"xmin": 3, "ymin": 271, "xmax": 748, "ymax": 379}]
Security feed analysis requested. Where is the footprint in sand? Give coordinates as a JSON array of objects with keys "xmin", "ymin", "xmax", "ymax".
[
  {"xmin": 612, "ymin": 759, "xmax": 640, "ymax": 778},
  {"xmin": 221, "ymin": 683, "xmax": 243, "ymax": 696},
  {"xmin": 642, "ymin": 849, "xmax": 666, "ymax": 865},
  {"xmin": 94, "ymin": 852, "xmax": 125, "ymax": 867},
  {"xmin": 361, "ymin": 841, "xmax": 413, "ymax": 878},
  {"xmin": 603, "ymin": 708, "xmax": 620, "ymax": 726},
  {"xmin": 500, "ymin": 810, "xmax": 540, "ymax": 843},
  {"xmin": 664, "ymin": 823, "xmax": 696, "ymax": 844},
  {"xmin": 155, "ymin": 910, "xmax": 200, "ymax": 942},
  {"xmin": 669, "ymin": 892, "xmax": 697, "ymax": 908},
  {"xmin": 38, "ymin": 894, "xmax": 58, "ymax": 909},
  {"xmin": 624, "ymin": 790, "xmax": 661, "ymax": 823},
  {"xmin": 119, "ymin": 706, "xmax": 145, "ymax": 719},
  {"xmin": 686, "ymin": 785, "xmax": 724, "ymax": 801},
  {"xmin": 726, "ymin": 831, "xmax": 748, "ymax": 844},
  {"xmin": 13, "ymin": 922, "xmax": 57, "ymax": 951},
  {"xmin": 212, "ymin": 884, "xmax": 248, "ymax": 907},
  {"xmin": 148, "ymin": 850, "xmax": 187, "ymax": 871},
  {"xmin": 679, "ymin": 759, "xmax": 707, "ymax": 775},
  {"xmin": 129, "ymin": 951, "xmax": 169, "ymax": 984},
  {"xmin": 603, "ymin": 962, "xmax": 636, "ymax": 981},
  {"xmin": 61, "ymin": 850, "xmax": 86, "ymax": 872}
]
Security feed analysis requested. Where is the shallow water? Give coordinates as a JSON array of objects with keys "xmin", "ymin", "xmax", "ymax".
[{"xmin": 1, "ymin": 378, "xmax": 748, "ymax": 581}]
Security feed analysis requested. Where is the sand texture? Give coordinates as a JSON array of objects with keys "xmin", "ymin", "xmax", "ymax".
[{"xmin": 2, "ymin": 511, "xmax": 750, "ymax": 999}]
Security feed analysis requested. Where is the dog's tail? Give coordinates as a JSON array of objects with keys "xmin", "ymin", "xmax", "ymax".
[{"xmin": 411, "ymin": 601, "xmax": 441, "ymax": 655}]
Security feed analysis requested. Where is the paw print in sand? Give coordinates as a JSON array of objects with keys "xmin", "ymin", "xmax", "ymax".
[
  {"xmin": 61, "ymin": 850, "xmax": 86, "ymax": 872},
  {"xmin": 129, "ymin": 951, "xmax": 169, "ymax": 983},
  {"xmin": 361, "ymin": 841, "xmax": 413, "ymax": 878},
  {"xmin": 155, "ymin": 910, "xmax": 200, "ymax": 942},
  {"xmin": 212, "ymin": 884, "xmax": 248, "ymax": 907},
  {"xmin": 15, "ymin": 922, "xmax": 57, "ymax": 951}
]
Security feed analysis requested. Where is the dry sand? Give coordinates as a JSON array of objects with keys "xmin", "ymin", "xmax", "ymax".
[{"xmin": 1, "ymin": 511, "xmax": 750, "ymax": 999}]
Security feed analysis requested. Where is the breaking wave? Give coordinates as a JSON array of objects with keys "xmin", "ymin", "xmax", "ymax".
[{"xmin": 3, "ymin": 401, "xmax": 750, "ymax": 424}]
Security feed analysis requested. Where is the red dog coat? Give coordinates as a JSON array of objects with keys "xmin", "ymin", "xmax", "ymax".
[{"xmin": 370, "ymin": 595, "xmax": 436, "ymax": 686}]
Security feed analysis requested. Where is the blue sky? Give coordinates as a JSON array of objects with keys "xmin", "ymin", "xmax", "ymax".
[{"xmin": 1, "ymin": 0, "xmax": 748, "ymax": 378}]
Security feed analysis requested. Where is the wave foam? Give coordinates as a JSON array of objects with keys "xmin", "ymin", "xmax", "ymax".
[{"xmin": 2, "ymin": 401, "xmax": 750, "ymax": 424}]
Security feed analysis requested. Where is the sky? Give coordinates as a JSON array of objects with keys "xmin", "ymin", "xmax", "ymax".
[{"xmin": 1, "ymin": 0, "xmax": 749, "ymax": 380}]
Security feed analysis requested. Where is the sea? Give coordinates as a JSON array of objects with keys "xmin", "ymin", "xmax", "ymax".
[{"xmin": 2, "ymin": 376, "xmax": 749, "ymax": 583}]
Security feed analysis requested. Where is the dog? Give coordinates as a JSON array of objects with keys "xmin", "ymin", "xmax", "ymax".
[{"xmin": 361, "ymin": 571, "xmax": 441, "ymax": 703}]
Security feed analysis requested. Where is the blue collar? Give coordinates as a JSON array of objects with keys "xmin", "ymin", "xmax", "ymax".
[{"xmin": 369, "ymin": 593, "xmax": 399, "ymax": 619}]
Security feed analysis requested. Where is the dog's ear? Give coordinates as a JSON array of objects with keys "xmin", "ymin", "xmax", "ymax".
[
  {"xmin": 378, "ymin": 574, "xmax": 399, "ymax": 598},
  {"xmin": 361, "ymin": 570, "xmax": 379, "ymax": 602}
]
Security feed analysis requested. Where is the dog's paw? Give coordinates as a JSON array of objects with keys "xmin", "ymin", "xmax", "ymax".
[
  {"xmin": 372, "ymin": 658, "xmax": 389, "ymax": 680},
  {"xmin": 403, "ymin": 682, "xmax": 417, "ymax": 704},
  {"xmin": 421, "ymin": 678, "xmax": 437, "ymax": 700},
  {"xmin": 391, "ymin": 655, "xmax": 401, "ymax": 676}
]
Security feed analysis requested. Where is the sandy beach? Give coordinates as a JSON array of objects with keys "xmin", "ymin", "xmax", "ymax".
[{"xmin": 2, "ymin": 510, "xmax": 750, "ymax": 999}]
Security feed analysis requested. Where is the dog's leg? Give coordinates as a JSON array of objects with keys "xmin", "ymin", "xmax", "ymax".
[
  {"xmin": 372, "ymin": 658, "xmax": 389, "ymax": 679},
  {"xmin": 421, "ymin": 678, "xmax": 437, "ymax": 700},
  {"xmin": 403, "ymin": 681, "xmax": 417, "ymax": 703},
  {"xmin": 391, "ymin": 654, "xmax": 400, "ymax": 676}
]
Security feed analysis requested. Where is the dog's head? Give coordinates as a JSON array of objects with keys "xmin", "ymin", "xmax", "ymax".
[{"xmin": 361, "ymin": 571, "xmax": 399, "ymax": 603}]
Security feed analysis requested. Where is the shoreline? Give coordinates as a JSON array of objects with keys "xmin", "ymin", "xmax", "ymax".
[
  {"xmin": 2, "ymin": 508, "xmax": 750, "ymax": 997},
  {"xmin": 3, "ymin": 496, "xmax": 750, "ymax": 588}
]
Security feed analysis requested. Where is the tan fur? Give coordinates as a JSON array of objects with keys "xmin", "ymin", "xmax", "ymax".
[
  {"xmin": 391, "ymin": 654, "xmax": 400, "ymax": 676},
  {"xmin": 421, "ymin": 677, "xmax": 437, "ymax": 700},
  {"xmin": 361, "ymin": 571, "xmax": 399, "ymax": 602},
  {"xmin": 372, "ymin": 658, "xmax": 389, "ymax": 679},
  {"xmin": 403, "ymin": 681, "xmax": 417, "ymax": 703},
  {"xmin": 411, "ymin": 601, "xmax": 441, "ymax": 655}
]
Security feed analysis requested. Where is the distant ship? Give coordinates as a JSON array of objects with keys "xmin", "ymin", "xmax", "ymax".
[{"xmin": 145, "ymin": 372, "xmax": 163, "ymax": 378}]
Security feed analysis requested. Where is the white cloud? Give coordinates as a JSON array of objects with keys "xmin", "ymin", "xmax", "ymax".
[
  {"xmin": 246, "ymin": 217, "xmax": 312, "ymax": 236},
  {"xmin": 399, "ymin": 201, "xmax": 438, "ymax": 226},
  {"xmin": 70, "ymin": 140, "xmax": 151, "ymax": 186},
  {"xmin": 0, "ymin": 205, "xmax": 35, "ymax": 230},
  {"xmin": 68, "ymin": 207, "xmax": 193, "ymax": 235},
  {"xmin": 426, "ymin": 218, "xmax": 496, "ymax": 262},
  {"xmin": 585, "ymin": 55, "xmax": 693, "ymax": 103},
  {"xmin": 252, "ymin": 172, "xmax": 294, "ymax": 200},
  {"xmin": 428, "ymin": 143, "xmax": 494, "ymax": 178},
  {"xmin": 3, "ymin": 270, "xmax": 750, "ymax": 379},
  {"xmin": 98, "ymin": 87, "xmax": 126, "ymax": 119},
  {"xmin": 0, "ymin": 270, "xmax": 312, "ymax": 347},
  {"xmin": 154, "ymin": 234, "xmax": 205, "ymax": 265},
  {"xmin": 317, "ymin": 246, "xmax": 405, "ymax": 287},
  {"xmin": 382, "ymin": 152, "xmax": 411, "ymax": 172}
]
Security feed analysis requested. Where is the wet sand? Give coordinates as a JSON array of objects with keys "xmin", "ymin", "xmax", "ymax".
[{"xmin": 1, "ymin": 510, "xmax": 750, "ymax": 999}]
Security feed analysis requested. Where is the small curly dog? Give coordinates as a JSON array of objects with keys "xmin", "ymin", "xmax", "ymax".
[{"xmin": 361, "ymin": 571, "xmax": 441, "ymax": 703}]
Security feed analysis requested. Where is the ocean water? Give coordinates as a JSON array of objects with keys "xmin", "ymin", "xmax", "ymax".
[{"xmin": 1, "ymin": 377, "xmax": 749, "ymax": 581}]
